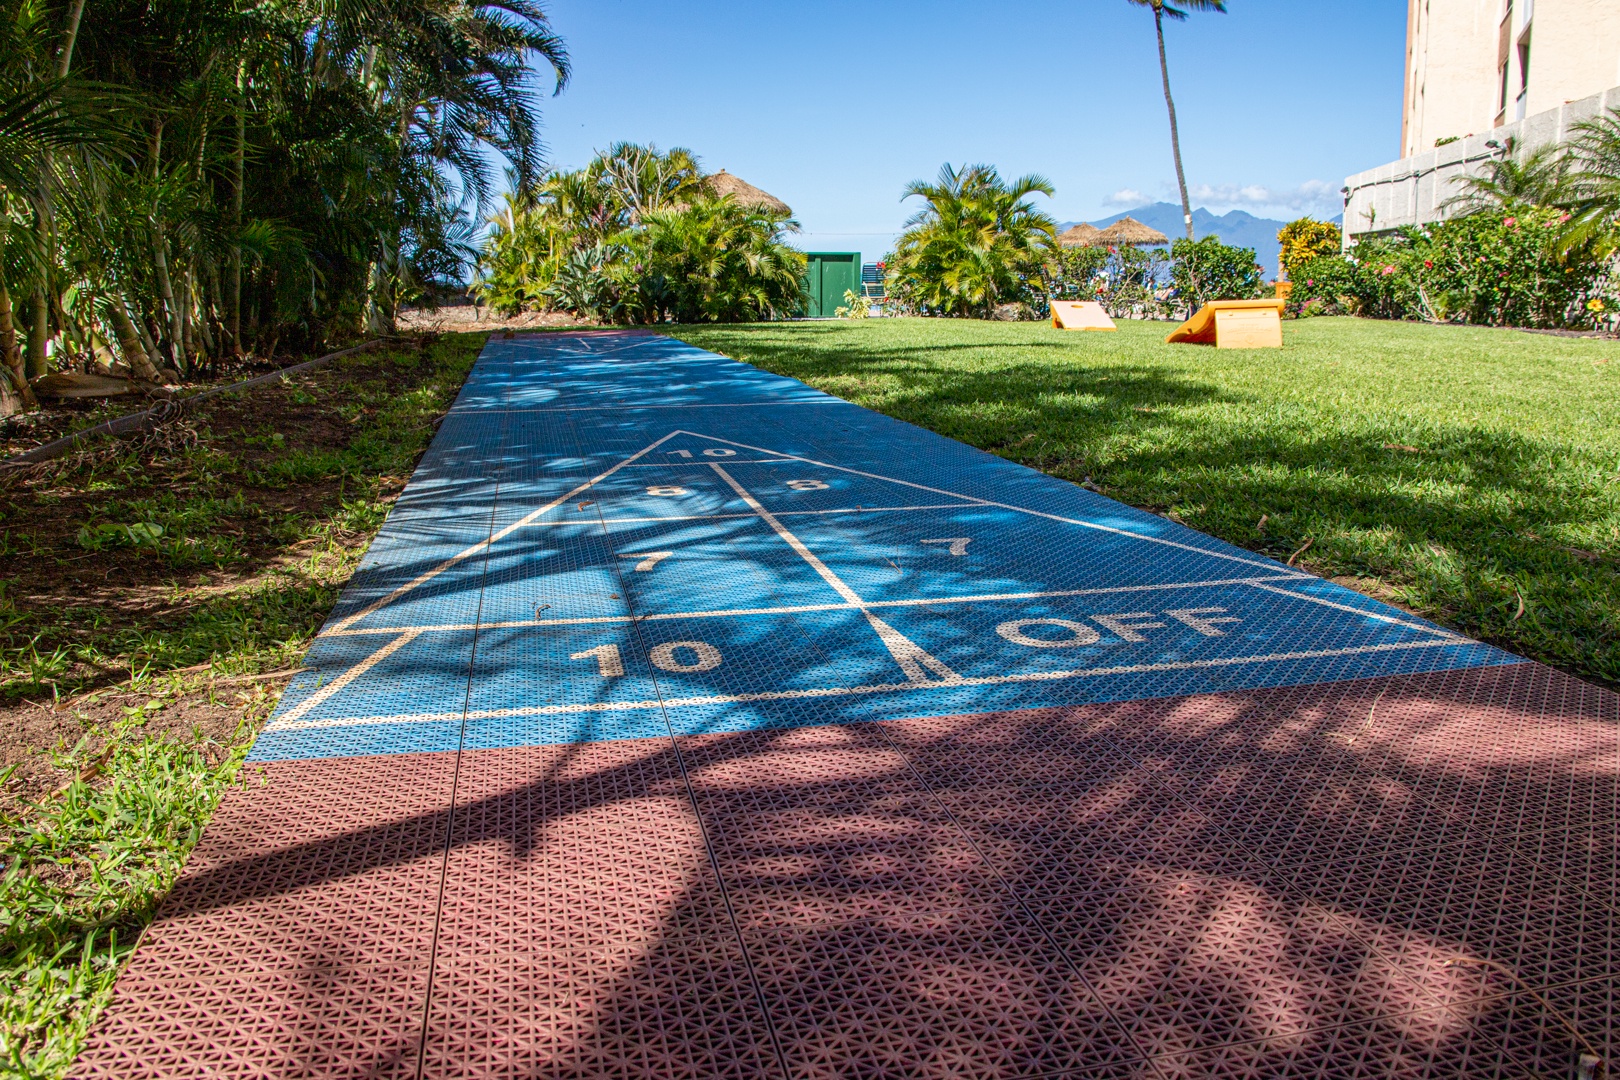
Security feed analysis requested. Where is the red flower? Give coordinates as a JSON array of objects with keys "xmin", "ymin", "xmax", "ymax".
[
  {"xmin": 1379, "ymin": 265, "xmax": 1397, "ymax": 276},
  {"xmin": 1423, "ymin": 259, "xmax": 1433, "ymax": 269}
]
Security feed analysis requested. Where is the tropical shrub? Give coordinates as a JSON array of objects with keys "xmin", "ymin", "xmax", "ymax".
[
  {"xmin": 1169, "ymin": 235, "xmax": 1264, "ymax": 314},
  {"xmin": 835, "ymin": 290, "xmax": 871, "ymax": 319},
  {"xmin": 473, "ymin": 145, "xmax": 803, "ymax": 323},
  {"xmin": 1277, "ymin": 218, "xmax": 1342, "ymax": 278},
  {"xmin": 632, "ymin": 200, "xmax": 805, "ymax": 323},
  {"xmin": 0, "ymin": 0, "xmax": 569, "ymax": 397},
  {"xmin": 883, "ymin": 164, "xmax": 1056, "ymax": 318}
]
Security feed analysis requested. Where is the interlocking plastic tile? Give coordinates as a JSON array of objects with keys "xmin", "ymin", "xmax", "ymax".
[
  {"xmin": 73, "ymin": 332, "xmax": 1619, "ymax": 1077},
  {"xmin": 71, "ymin": 753, "xmax": 459, "ymax": 1078}
]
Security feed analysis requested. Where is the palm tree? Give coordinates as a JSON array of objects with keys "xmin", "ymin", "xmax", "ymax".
[
  {"xmin": 1561, "ymin": 107, "xmax": 1620, "ymax": 253},
  {"xmin": 890, "ymin": 163, "xmax": 1056, "ymax": 317},
  {"xmin": 1442, "ymin": 136, "xmax": 1569, "ymax": 213},
  {"xmin": 1126, "ymin": 0, "xmax": 1227, "ymax": 240}
]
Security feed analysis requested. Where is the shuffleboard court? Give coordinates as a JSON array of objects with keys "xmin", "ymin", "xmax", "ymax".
[{"xmin": 75, "ymin": 331, "xmax": 1617, "ymax": 1078}]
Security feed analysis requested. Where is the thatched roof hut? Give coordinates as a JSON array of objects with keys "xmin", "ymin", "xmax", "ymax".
[
  {"xmin": 1057, "ymin": 222, "xmax": 1102, "ymax": 248},
  {"xmin": 701, "ymin": 170, "xmax": 792, "ymax": 215},
  {"xmin": 1094, "ymin": 216, "xmax": 1169, "ymax": 246}
]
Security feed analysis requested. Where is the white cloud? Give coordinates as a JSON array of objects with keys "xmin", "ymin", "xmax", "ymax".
[
  {"xmin": 1188, "ymin": 179, "xmax": 1338, "ymax": 213},
  {"xmin": 1103, "ymin": 188, "xmax": 1152, "ymax": 207}
]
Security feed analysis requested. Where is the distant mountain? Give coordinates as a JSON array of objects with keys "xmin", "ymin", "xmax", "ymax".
[{"xmin": 1062, "ymin": 202, "xmax": 1292, "ymax": 279}]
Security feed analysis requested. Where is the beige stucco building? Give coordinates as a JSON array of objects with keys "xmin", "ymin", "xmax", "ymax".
[{"xmin": 1343, "ymin": 0, "xmax": 1620, "ymax": 237}]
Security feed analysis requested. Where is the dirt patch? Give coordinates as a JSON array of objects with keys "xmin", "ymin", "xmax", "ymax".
[
  {"xmin": 396, "ymin": 304, "xmax": 595, "ymax": 333},
  {"xmin": 0, "ymin": 333, "xmax": 484, "ymax": 809}
]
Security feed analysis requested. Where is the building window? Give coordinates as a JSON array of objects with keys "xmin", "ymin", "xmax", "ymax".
[{"xmin": 1515, "ymin": 39, "xmax": 1530, "ymax": 119}]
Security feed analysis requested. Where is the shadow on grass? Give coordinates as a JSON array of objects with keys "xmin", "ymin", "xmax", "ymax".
[{"xmin": 674, "ymin": 326, "xmax": 1620, "ymax": 688}]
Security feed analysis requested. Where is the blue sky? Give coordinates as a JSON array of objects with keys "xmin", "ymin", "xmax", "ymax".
[{"xmin": 528, "ymin": 0, "xmax": 1407, "ymax": 257}]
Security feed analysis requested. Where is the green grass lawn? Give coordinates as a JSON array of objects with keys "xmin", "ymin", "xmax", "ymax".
[{"xmin": 671, "ymin": 316, "xmax": 1620, "ymax": 690}]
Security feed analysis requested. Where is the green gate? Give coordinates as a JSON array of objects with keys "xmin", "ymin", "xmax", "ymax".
[{"xmin": 802, "ymin": 252, "xmax": 861, "ymax": 318}]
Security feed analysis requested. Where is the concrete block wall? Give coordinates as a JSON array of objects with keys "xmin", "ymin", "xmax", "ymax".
[{"xmin": 1343, "ymin": 84, "xmax": 1620, "ymax": 241}]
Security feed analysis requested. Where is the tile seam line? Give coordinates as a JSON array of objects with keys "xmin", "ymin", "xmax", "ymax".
[
  {"xmin": 1086, "ymin": 677, "xmax": 1594, "ymax": 1048},
  {"xmin": 590, "ymin": 437, "xmax": 794, "ymax": 1079},
  {"xmin": 413, "ymin": 344, "xmax": 507, "ymax": 1080},
  {"xmin": 868, "ymin": 717, "xmax": 1159, "ymax": 1065}
]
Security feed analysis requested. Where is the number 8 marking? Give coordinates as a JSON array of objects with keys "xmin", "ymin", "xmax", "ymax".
[
  {"xmin": 646, "ymin": 485, "xmax": 688, "ymax": 496},
  {"xmin": 785, "ymin": 479, "xmax": 828, "ymax": 491}
]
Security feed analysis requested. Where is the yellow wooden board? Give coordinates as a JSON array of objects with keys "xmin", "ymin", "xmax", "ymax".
[
  {"xmin": 1050, "ymin": 300, "xmax": 1117, "ymax": 331},
  {"xmin": 1165, "ymin": 298, "xmax": 1285, "ymax": 348}
]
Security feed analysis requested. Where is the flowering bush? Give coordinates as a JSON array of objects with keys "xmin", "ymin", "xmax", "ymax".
[{"xmin": 1287, "ymin": 206, "xmax": 1617, "ymax": 328}]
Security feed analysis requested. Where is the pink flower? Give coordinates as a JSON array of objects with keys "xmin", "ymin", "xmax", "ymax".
[
  {"xmin": 1380, "ymin": 265, "xmax": 1397, "ymax": 276},
  {"xmin": 1305, "ymin": 279, "xmax": 1315, "ymax": 286},
  {"xmin": 1559, "ymin": 213, "xmax": 1571, "ymax": 223},
  {"xmin": 1504, "ymin": 217, "xmax": 1517, "ymax": 227}
]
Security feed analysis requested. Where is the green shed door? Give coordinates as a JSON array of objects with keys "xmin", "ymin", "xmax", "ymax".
[{"xmin": 804, "ymin": 252, "xmax": 861, "ymax": 317}]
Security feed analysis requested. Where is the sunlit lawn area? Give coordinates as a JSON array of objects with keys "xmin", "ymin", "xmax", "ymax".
[{"xmin": 673, "ymin": 316, "xmax": 1620, "ymax": 689}]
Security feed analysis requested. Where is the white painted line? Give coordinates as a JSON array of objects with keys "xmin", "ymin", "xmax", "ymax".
[
  {"xmin": 328, "ymin": 430, "xmax": 682, "ymax": 631},
  {"xmin": 670, "ymin": 430, "xmax": 1297, "ymax": 576},
  {"xmin": 274, "ymin": 630, "xmax": 422, "ymax": 724},
  {"xmin": 521, "ymin": 503, "xmax": 979, "ymax": 526},
  {"xmin": 262, "ymin": 638, "xmax": 1487, "ymax": 733},
  {"xmin": 710, "ymin": 462, "xmax": 963, "ymax": 685},
  {"xmin": 1243, "ymin": 580, "xmax": 1464, "ymax": 639},
  {"xmin": 322, "ymin": 574, "xmax": 1315, "ymax": 636}
]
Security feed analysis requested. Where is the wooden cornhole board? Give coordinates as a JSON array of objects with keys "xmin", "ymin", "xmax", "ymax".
[
  {"xmin": 1166, "ymin": 298, "xmax": 1285, "ymax": 348},
  {"xmin": 1050, "ymin": 300, "xmax": 1117, "ymax": 331}
]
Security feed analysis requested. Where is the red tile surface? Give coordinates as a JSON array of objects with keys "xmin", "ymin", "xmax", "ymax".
[{"xmin": 72, "ymin": 665, "xmax": 1618, "ymax": 1078}]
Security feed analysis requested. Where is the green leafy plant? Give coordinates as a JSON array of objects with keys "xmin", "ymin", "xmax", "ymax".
[
  {"xmin": 834, "ymin": 290, "xmax": 870, "ymax": 319},
  {"xmin": 1277, "ymin": 218, "xmax": 1342, "ymax": 278},
  {"xmin": 73, "ymin": 522, "xmax": 162, "ymax": 552},
  {"xmin": 1168, "ymin": 235, "xmax": 1264, "ymax": 314}
]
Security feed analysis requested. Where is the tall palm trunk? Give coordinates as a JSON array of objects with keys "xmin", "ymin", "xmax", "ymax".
[
  {"xmin": 107, "ymin": 300, "xmax": 162, "ymax": 381},
  {"xmin": 0, "ymin": 282, "xmax": 39, "ymax": 408},
  {"xmin": 26, "ymin": 290, "xmax": 49, "ymax": 380},
  {"xmin": 1153, "ymin": 5, "xmax": 1195, "ymax": 241},
  {"xmin": 229, "ymin": 60, "xmax": 245, "ymax": 356}
]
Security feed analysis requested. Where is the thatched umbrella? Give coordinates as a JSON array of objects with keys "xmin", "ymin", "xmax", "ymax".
[
  {"xmin": 1057, "ymin": 223, "xmax": 1102, "ymax": 248},
  {"xmin": 1094, "ymin": 216, "xmax": 1169, "ymax": 246},
  {"xmin": 702, "ymin": 170, "xmax": 792, "ymax": 215}
]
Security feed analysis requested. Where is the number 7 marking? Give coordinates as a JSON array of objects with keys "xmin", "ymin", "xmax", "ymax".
[
  {"xmin": 618, "ymin": 551, "xmax": 674, "ymax": 572},
  {"xmin": 921, "ymin": 538, "xmax": 972, "ymax": 556}
]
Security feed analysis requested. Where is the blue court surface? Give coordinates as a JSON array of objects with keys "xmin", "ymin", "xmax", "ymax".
[{"xmin": 253, "ymin": 330, "xmax": 1517, "ymax": 762}]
